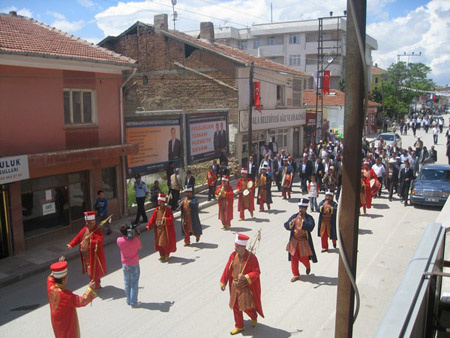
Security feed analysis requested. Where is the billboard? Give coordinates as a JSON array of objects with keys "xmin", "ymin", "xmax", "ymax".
[
  {"xmin": 0, "ymin": 155, "xmax": 29, "ymax": 184},
  {"xmin": 187, "ymin": 112, "xmax": 228, "ymax": 164},
  {"xmin": 125, "ymin": 117, "xmax": 182, "ymax": 178}
]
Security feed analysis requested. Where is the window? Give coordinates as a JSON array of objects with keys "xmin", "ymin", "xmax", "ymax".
[
  {"xmin": 268, "ymin": 36, "xmax": 275, "ymax": 45},
  {"xmin": 276, "ymin": 85, "xmax": 285, "ymax": 106},
  {"xmin": 289, "ymin": 33, "xmax": 300, "ymax": 44},
  {"xmin": 239, "ymin": 40, "xmax": 248, "ymax": 50},
  {"xmin": 63, "ymin": 89, "xmax": 96, "ymax": 125},
  {"xmin": 293, "ymin": 79, "xmax": 302, "ymax": 107},
  {"xmin": 289, "ymin": 55, "xmax": 301, "ymax": 66},
  {"xmin": 253, "ymin": 38, "xmax": 260, "ymax": 49},
  {"xmin": 102, "ymin": 167, "xmax": 117, "ymax": 199}
]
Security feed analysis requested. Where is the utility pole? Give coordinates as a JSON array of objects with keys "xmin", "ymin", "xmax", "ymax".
[
  {"xmin": 335, "ymin": 0, "xmax": 366, "ymax": 337},
  {"xmin": 248, "ymin": 62, "xmax": 254, "ymax": 160}
]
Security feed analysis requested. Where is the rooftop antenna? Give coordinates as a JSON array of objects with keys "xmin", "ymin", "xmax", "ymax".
[{"xmin": 171, "ymin": 0, "xmax": 178, "ymax": 30}]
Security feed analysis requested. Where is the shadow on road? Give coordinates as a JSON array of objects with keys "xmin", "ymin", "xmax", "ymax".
[
  {"xmin": 267, "ymin": 209, "xmax": 286, "ymax": 215},
  {"xmin": 241, "ymin": 322, "xmax": 293, "ymax": 337},
  {"xmin": 136, "ymin": 300, "xmax": 174, "ymax": 312},
  {"xmin": 299, "ymin": 274, "xmax": 338, "ymax": 288},
  {"xmin": 168, "ymin": 256, "xmax": 197, "ymax": 265},
  {"xmin": 371, "ymin": 203, "xmax": 389, "ymax": 209},
  {"xmin": 359, "ymin": 228, "xmax": 373, "ymax": 235},
  {"xmin": 254, "ymin": 218, "xmax": 270, "ymax": 223},
  {"xmin": 97, "ymin": 285, "xmax": 125, "ymax": 300},
  {"xmin": 189, "ymin": 242, "xmax": 219, "ymax": 250},
  {"xmin": 228, "ymin": 227, "xmax": 252, "ymax": 232},
  {"xmin": 366, "ymin": 213, "xmax": 384, "ymax": 219}
]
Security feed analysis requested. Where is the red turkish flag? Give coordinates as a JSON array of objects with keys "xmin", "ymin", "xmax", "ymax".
[
  {"xmin": 254, "ymin": 81, "xmax": 262, "ymax": 113},
  {"xmin": 323, "ymin": 71, "xmax": 330, "ymax": 95}
]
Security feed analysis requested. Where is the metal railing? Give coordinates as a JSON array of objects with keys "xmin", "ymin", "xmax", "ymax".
[{"xmin": 376, "ymin": 199, "xmax": 450, "ymax": 337}]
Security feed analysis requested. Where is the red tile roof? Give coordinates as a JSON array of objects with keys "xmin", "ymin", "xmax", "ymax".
[
  {"xmin": 164, "ymin": 30, "xmax": 311, "ymax": 77},
  {"xmin": 371, "ymin": 65, "xmax": 387, "ymax": 74},
  {"xmin": 303, "ymin": 89, "xmax": 381, "ymax": 107},
  {"xmin": 0, "ymin": 12, "xmax": 136, "ymax": 66}
]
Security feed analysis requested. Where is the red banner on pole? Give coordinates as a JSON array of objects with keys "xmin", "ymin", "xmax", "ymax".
[
  {"xmin": 323, "ymin": 71, "xmax": 330, "ymax": 95},
  {"xmin": 254, "ymin": 81, "xmax": 262, "ymax": 113}
]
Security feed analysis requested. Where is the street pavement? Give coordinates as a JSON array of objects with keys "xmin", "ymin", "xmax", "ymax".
[{"xmin": 0, "ymin": 118, "xmax": 448, "ymax": 338}]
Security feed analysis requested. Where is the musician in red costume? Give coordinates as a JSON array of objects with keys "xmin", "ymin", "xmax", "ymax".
[
  {"xmin": 361, "ymin": 161, "xmax": 379, "ymax": 209},
  {"xmin": 67, "ymin": 211, "xmax": 106, "ymax": 290},
  {"xmin": 146, "ymin": 193, "xmax": 177, "ymax": 262},
  {"xmin": 237, "ymin": 168, "xmax": 255, "ymax": 220},
  {"xmin": 47, "ymin": 258, "xmax": 96, "ymax": 338},
  {"xmin": 220, "ymin": 233, "xmax": 264, "ymax": 335},
  {"xmin": 215, "ymin": 176, "xmax": 234, "ymax": 230}
]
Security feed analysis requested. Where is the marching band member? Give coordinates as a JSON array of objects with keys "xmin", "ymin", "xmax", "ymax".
[
  {"xmin": 67, "ymin": 211, "xmax": 106, "ymax": 290},
  {"xmin": 278, "ymin": 158, "xmax": 293, "ymax": 199},
  {"xmin": 146, "ymin": 193, "xmax": 177, "ymax": 262},
  {"xmin": 220, "ymin": 234, "xmax": 264, "ymax": 335},
  {"xmin": 237, "ymin": 168, "xmax": 255, "ymax": 220},
  {"xmin": 216, "ymin": 175, "xmax": 234, "ymax": 230},
  {"xmin": 47, "ymin": 258, "xmax": 96, "ymax": 338},
  {"xmin": 178, "ymin": 186, "xmax": 202, "ymax": 246},
  {"xmin": 318, "ymin": 189, "xmax": 338, "ymax": 252},
  {"xmin": 256, "ymin": 164, "xmax": 272, "ymax": 211},
  {"xmin": 284, "ymin": 198, "xmax": 317, "ymax": 282}
]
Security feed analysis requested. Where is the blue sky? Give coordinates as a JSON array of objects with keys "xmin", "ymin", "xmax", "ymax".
[{"xmin": 2, "ymin": 0, "xmax": 449, "ymax": 85}]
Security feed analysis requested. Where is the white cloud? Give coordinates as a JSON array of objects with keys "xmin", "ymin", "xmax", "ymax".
[
  {"xmin": 48, "ymin": 11, "xmax": 85, "ymax": 33},
  {"xmin": 1, "ymin": 5, "xmax": 33, "ymax": 18},
  {"xmin": 78, "ymin": 0, "xmax": 95, "ymax": 8},
  {"xmin": 368, "ymin": 0, "xmax": 450, "ymax": 86}
]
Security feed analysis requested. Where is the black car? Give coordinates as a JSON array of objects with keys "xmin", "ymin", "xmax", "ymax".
[{"xmin": 410, "ymin": 164, "xmax": 450, "ymax": 207}]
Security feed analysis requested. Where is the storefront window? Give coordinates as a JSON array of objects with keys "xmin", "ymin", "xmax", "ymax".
[
  {"xmin": 21, "ymin": 171, "xmax": 89, "ymax": 237},
  {"xmin": 102, "ymin": 167, "xmax": 117, "ymax": 199}
]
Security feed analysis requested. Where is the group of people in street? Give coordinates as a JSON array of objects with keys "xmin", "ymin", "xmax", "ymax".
[{"xmin": 46, "ymin": 117, "xmax": 450, "ymax": 337}]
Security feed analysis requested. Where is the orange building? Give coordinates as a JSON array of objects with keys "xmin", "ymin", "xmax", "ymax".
[{"xmin": 0, "ymin": 12, "xmax": 137, "ymax": 257}]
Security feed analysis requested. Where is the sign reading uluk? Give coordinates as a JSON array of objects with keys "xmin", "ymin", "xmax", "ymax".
[
  {"xmin": 0, "ymin": 155, "xmax": 30, "ymax": 184},
  {"xmin": 239, "ymin": 109, "xmax": 306, "ymax": 132}
]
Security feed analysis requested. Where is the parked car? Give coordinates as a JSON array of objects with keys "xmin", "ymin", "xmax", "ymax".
[
  {"xmin": 373, "ymin": 132, "xmax": 402, "ymax": 149},
  {"xmin": 410, "ymin": 164, "xmax": 450, "ymax": 207}
]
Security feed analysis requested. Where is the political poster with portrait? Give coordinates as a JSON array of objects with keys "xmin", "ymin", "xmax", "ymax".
[
  {"xmin": 187, "ymin": 112, "xmax": 228, "ymax": 164},
  {"xmin": 125, "ymin": 117, "xmax": 182, "ymax": 177}
]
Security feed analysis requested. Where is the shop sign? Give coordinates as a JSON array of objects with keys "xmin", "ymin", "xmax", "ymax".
[
  {"xmin": 0, "ymin": 155, "xmax": 30, "ymax": 184},
  {"xmin": 239, "ymin": 109, "xmax": 306, "ymax": 132}
]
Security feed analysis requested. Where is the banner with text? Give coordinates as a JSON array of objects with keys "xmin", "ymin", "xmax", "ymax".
[
  {"xmin": 125, "ymin": 118, "xmax": 182, "ymax": 177},
  {"xmin": 0, "ymin": 155, "xmax": 29, "ymax": 184},
  {"xmin": 239, "ymin": 108, "xmax": 306, "ymax": 132},
  {"xmin": 187, "ymin": 112, "xmax": 228, "ymax": 164}
]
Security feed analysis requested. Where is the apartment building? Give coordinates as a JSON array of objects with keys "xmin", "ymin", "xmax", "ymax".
[{"xmin": 186, "ymin": 17, "xmax": 378, "ymax": 90}]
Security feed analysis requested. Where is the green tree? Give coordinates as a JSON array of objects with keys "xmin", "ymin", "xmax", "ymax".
[{"xmin": 370, "ymin": 62, "xmax": 435, "ymax": 118}]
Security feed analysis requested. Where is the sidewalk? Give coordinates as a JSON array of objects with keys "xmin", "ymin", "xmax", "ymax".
[{"xmin": 0, "ymin": 180, "xmax": 238, "ymax": 288}]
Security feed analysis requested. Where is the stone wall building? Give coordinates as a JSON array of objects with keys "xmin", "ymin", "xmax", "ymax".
[{"xmin": 100, "ymin": 15, "xmax": 311, "ymax": 174}]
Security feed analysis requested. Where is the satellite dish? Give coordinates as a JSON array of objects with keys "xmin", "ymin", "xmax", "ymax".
[
  {"xmin": 171, "ymin": 0, "xmax": 177, "ymax": 5},
  {"xmin": 327, "ymin": 56, "xmax": 334, "ymax": 63}
]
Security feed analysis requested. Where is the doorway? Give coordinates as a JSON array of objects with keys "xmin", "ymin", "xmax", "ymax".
[{"xmin": 0, "ymin": 185, "xmax": 12, "ymax": 259}]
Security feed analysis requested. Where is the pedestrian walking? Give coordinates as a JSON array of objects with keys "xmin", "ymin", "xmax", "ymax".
[
  {"xmin": 284, "ymin": 198, "xmax": 317, "ymax": 282},
  {"xmin": 133, "ymin": 174, "xmax": 148, "ymax": 225},
  {"xmin": 433, "ymin": 125, "xmax": 439, "ymax": 145},
  {"xmin": 117, "ymin": 224, "xmax": 142, "ymax": 307},
  {"xmin": 220, "ymin": 233, "xmax": 264, "ymax": 335},
  {"xmin": 399, "ymin": 160, "xmax": 414, "ymax": 206},
  {"xmin": 169, "ymin": 168, "xmax": 182, "ymax": 210},
  {"xmin": 307, "ymin": 175, "xmax": 319, "ymax": 212},
  {"xmin": 207, "ymin": 166, "xmax": 217, "ymax": 201},
  {"xmin": 256, "ymin": 165, "xmax": 272, "ymax": 212}
]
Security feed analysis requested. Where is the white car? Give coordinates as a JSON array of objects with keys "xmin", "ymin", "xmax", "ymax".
[{"xmin": 373, "ymin": 132, "xmax": 402, "ymax": 148}]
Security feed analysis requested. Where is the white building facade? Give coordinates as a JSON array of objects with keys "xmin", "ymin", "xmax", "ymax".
[{"xmin": 187, "ymin": 17, "xmax": 378, "ymax": 90}]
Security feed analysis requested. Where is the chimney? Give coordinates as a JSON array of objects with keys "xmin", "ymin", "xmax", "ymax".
[
  {"xmin": 10, "ymin": 11, "xmax": 17, "ymax": 16},
  {"xmin": 154, "ymin": 14, "xmax": 168, "ymax": 32},
  {"xmin": 200, "ymin": 22, "xmax": 215, "ymax": 42}
]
